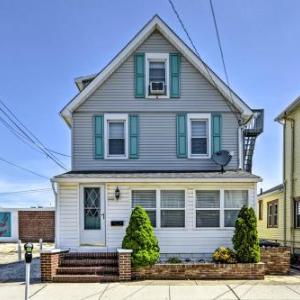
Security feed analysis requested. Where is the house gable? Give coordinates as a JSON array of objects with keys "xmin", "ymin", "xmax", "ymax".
[{"xmin": 61, "ymin": 15, "xmax": 253, "ymax": 126}]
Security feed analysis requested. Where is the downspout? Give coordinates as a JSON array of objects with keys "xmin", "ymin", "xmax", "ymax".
[
  {"xmin": 283, "ymin": 121, "xmax": 287, "ymax": 246},
  {"xmin": 283, "ymin": 115, "xmax": 295, "ymax": 251},
  {"xmin": 51, "ymin": 179, "xmax": 58, "ymax": 248}
]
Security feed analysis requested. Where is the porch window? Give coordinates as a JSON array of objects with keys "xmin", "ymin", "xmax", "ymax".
[
  {"xmin": 160, "ymin": 190, "xmax": 185, "ymax": 228},
  {"xmin": 267, "ymin": 200, "xmax": 278, "ymax": 228},
  {"xmin": 132, "ymin": 190, "xmax": 156, "ymax": 227},
  {"xmin": 224, "ymin": 190, "xmax": 248, "ymax": 227},
  {"xmin": 84, "ymin": 188, "xmax": 101, "ymax": 230},
  {"xmin": 196, "ymin": 191, "xmax": 220, "ymax": 227}
]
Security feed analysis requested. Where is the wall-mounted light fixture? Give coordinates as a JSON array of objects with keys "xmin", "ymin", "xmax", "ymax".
[{"xmin": 115, "ymin": 186, "xmax": 120, "ymax": 200}]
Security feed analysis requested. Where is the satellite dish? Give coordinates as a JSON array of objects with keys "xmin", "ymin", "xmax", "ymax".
[{"xmin": 212, "ymin": 150, "xmax": 232, "ymax": 173}]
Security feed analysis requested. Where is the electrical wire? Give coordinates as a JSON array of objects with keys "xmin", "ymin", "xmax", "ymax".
[{"xmin": 0, "ymin": 188, "xmax": 52, "ymax": 196}]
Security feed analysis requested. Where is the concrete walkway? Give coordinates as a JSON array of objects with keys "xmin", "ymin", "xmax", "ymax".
[{"xmin": 2, "ymin": 275, "xmax": 300, "ymax": 300}]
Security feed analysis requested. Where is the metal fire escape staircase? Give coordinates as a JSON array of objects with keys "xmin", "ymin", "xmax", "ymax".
[{"xmin": 243, "ymin": 109, "xmax": 264, "ymax": 173}]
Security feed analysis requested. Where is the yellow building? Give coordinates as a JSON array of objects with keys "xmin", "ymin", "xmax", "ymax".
[{"xmin": 258, "ymin": 97, "xmax": 300, "ymax": 252}]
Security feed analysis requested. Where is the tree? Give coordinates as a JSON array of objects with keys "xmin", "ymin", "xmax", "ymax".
[
  {"xmin": 122, "ymin": 205, "xmax": 160, "ymax": 267},
  {"xmin": 232, "ymin": 206, "xmax": 260, "ymax": 263}
]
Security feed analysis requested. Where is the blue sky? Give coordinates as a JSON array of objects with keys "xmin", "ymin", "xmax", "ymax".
[{"xmin": 0, "ymin": 0, "xmax": 299, "ymax": 207}]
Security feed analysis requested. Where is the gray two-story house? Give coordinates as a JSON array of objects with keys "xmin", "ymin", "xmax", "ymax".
[{"xmin": 53, "ymin": 15, "xmax": 263, "ymax": 257}]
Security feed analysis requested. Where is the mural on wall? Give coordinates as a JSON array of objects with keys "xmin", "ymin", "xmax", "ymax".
[{"xmin": 0, "ymin": 212, "xmax": 11, "ymax": 237}]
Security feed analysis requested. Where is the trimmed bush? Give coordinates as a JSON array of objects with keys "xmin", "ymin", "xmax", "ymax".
[
  {"xmin": 166, "ymin": 257, "xmax": 182, "ymax": 264},
  {"xmin": 212, "ymin": 247, "xmax": 236, "ymax": 264},
  {"xmin": 232, "ymin": 206, "xmax": 260, "ymax": 263},
  {"xmin": 122, "ymin": 205, "xmax": 160, "ymax": 267}
]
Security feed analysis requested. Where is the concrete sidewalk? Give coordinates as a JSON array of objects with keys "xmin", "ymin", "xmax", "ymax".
[{"xmin": 2, "ymin": 276, "xmax": 300, "ymax": 300}]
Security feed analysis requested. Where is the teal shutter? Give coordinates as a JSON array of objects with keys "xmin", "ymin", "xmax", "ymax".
[
  {"xmin": 212, "ymin": 114, "xmax": 222, "ymax": 153},
  {"xmin": 129, "ymin": 115, "xmax": 139, "ymax": 159},
  {"xmin": 94, "ymin": 115, "xmax": 104, "ymax": 159},
  {"xmin": 176, "ymin": 114, "xmax": 187, "ymax": 158},
  {"xmin": 170, "ymin": 53, "xmax": 181, "ymax": 98},
  {"xmin": 134, "ymin": 53, "xmax": 145, "ymax": 98}
]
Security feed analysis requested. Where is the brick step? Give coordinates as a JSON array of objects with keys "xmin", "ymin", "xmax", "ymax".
[
  {"xmin": 60, "ymin": 258, "xmax": 118, "ymax": 267},
  {"xmin": 62, "ymin": 252, "xmax": 118, "ymax": 260},
  {"xmin": 57, "ymin": 266, "xmax": 119, "ymax": 275},
  {"xmin": 52, "ymin": 274, "xmax": 119, "ymax": 283}
]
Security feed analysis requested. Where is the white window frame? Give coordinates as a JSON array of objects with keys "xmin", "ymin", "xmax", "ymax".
[
  {"xmin": 104, "ymin": 113, "xmax": 128, "ymax": 159},
  {"xmin": 194, "ymin": 189, "xmax": 250, "ymax": 229},
  {"xmin": 187, "ymin": 113, "xmax": 211, "ymax": 159},
  {"xmin": 145, "ymin": 53, "xmax": 170, "ymax": 99},
  {"xmin": 160, "ymin": 190, "xmax": 186, "ymax": 228},
  {"xmin": 130, "ymin": 188, "xmax": 187, "ymax": 229}
]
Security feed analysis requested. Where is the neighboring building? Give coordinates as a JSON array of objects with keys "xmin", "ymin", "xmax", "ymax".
[
  {"xmin": 0, "ymin": 207, "xmax": 55, "ymax": 242},
  {"xmin": 257, "ymin": 184, "xmax": 284, "ymax": 244},
  {"xmin": 53, "ymin": 15, "xmax": 263, "ymax": 257},
  {"xmin": 258, "ymin": 96, "xmax": 300, "ymax": 252}
]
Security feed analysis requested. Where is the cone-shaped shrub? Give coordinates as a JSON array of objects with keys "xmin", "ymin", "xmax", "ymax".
[
  {"xmin": 122, "ymin": 205, "xmax": 160, "ymax": 267},
  {"xmin": 232, "ymin": 206, "xmax": 260, "ymax": 263}
]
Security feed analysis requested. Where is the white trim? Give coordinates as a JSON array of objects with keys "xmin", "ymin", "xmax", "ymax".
[
  {"xmin": 187, "ymin": 113, "xmax": 211, "ymax": 159},
  {"xmin": 145, "ymin": 53, "xmax": 170, "ymax": 98},
  {"xmin": 104, "ymin": 114, "xmax": 128, "ymax": 159},
  {"xmin": 60, "ymin": 15, "xmax": 253, "ymax": 126}
]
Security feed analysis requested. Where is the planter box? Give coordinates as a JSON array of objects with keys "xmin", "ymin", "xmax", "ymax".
[{"xmin": 133, "ymin": 262, "xmax": 265, "ymax": 280}]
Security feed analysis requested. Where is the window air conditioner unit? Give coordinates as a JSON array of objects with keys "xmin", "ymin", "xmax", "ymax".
[{"xmin": 149, "ymin": 81, "xmax": 165, "ymax": 95}]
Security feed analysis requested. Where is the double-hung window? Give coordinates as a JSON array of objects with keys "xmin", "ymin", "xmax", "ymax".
[
  {"xmin": 104, "ymin": 114, "xmax": 128, "ymax": 159},
  {"xmin": 188, "ymin": 114, "xmax": 211, "ymax": 158},
  {"xmin": 195, "ymin": 191, "xmax": 220, "ymax": 227},
  {"xmin": 267, "ymin": 200, "xmax": 278, "ymax": 228},
  {"xmin": 146, "ymin": 53, "xmax": 169, "ymax": 98},
  {"xmin": 160, "ymin": 190, "xmax": 185, "ymax": 228},
  {"xmin": 132, "ymin": 190, "xmax": 156, "ymax": 227},
  {"xmin": 224, "ymin": 190, "xmax": 248, "ymax": 227}
]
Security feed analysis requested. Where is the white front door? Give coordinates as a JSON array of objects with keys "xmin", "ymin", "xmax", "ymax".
[{"xmin": 80, "ymin": 185, "xmax": 105, "ymax": 246}]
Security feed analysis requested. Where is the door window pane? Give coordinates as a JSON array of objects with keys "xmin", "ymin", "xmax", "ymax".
[
  {"xmin": 84, "ymin": 188, "xmax": 101, "ymax": 230},
  {"xmin": 196, "ymin": 210, "xmax": 220, "ymax": 227},
  {"xmin": 108, "ymin": 121, "xmax": 125, "ymax": 155}
]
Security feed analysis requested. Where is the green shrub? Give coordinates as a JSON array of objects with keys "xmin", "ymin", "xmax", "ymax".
[
  {"xmin": 212, "ymin": 247, "xmax": 236, "ymax": 264},
  {"xmin": 166, "ymin": 257, "xmax": 182, "ymax": 264},
  {"xmin": 122, "ymin": 205, "xmax": 160, "ymax": 267},
  {"xmin": 232, "ymin": 206, "xmax": 260, "ymax": 263}
]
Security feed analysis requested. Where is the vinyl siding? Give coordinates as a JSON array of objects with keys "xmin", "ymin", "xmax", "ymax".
[
  {"xmin": 283, "ymin": 107, "xmax": 300, "ymax": 249},
  {"xmin": 72, "ymin": 31, "xmax": 240, "ymax": 171},
  {"xmin": 57, "ymin": 181, "xmax": 256, "ymax": 253},
  {"xmin": 57, "ymin": 183, "xmax": 80, "ymax": 249},
  {"xmin": 106, "ymin": 182, "xmax": 256, "ymax": 253},
  {"xmin": 72, "ymin": 111, "xmax": 238, "ymax": 171},
  {"xmin": 257, "ymin": 190, "xmax": 284, "ymax": 243}
]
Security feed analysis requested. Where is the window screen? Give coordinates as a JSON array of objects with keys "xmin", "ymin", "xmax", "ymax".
[
  {"xmin": 160, "ymin": 190, "xmax": 185, "ymax": 228},
  {"xmin": 196, "ymin": 190, "xmax": 220, "ymax": 227},
  {"xmin": 149, "ymin": 61, "xmax": 165, "ymax": 82},
  {"xmin": 224, "ymin": 190, "xmax": 248, "ymax": 227},
  {"xmin": 191, "ymin": 120, "xmax": 208, "ymax": 155},
  {"xmin": 267, "ymin": 200, "xmax": 278, "ymax": 228},
  {"xmin": 132, "ymin": 190, "xmax": 156, "ymax": 227},
  {"xmin": 84, "ymin": 188, "xmax": 101, "ymax": 230},
  {"xmin": 108, "ymin": 121, "xmax": 125, "ymax": 155}
]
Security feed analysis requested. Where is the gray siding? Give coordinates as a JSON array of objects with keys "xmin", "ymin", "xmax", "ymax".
[{"xmin": 72, "ymin": 31, "xmax": 240, "ymax": 171}]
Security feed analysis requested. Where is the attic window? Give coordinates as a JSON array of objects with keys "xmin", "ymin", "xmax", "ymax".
[{"xmin": 145, "ymin": 53, "xmax": 169, "ymax": 98}]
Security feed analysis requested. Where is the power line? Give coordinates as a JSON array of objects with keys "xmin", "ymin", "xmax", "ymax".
[
  {"xmin": 0, "ymin": 156, "xmax": 50, "ymax": 179},
  {"xmin": 45, "ymin": 148, "xmax": 70, "ymax": 158},
  {"xmin": 167, "ymin": 0, "xmax": 240, "ymax": 119},
  {"xmin": 209, "ymin": 0, "xmax": 234, "ymax": 104},
  {"xmin": 0, "ymin": 188, "xmax": 52, "ymax": 196},
  {"xmin": 0, "ymin": 99, "xmax": 68, "ymax": 170}
]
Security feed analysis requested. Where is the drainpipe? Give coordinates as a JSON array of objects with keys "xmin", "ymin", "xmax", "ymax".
[
  {"xmin": 51, "ymin": 179, "xmax": 58, "ymax": 248},
  {"xmin": 283, "ymin": 115, "xmax": 295, "ymax": 251},
  {"xmin": 283, "ymin": 121, "xmax": 287, "ymax": 246}
]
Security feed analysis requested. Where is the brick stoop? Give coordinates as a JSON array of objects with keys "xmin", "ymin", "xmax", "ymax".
[{"xmin": 52, "ymin": 252, "xmax": 119, "ymax": 283}]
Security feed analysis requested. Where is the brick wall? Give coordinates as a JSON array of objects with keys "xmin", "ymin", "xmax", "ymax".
[
  {"xmin": 40, "ymin": 251, "xmax": 62, "ymax": 282},
  {"xmin": 133, "ymin": 263, "xmax": 265, "ymax": 280},
  {"xmin": 118, "ymin": 249, "xmax": 132, "ymax": 281},
  {"xmin": 260, "ymin": 247, "xmax": 290, "ymax": 275},
  {"xmin": 18, "ymin": 211, "xmax": 55, "ymax": 242}
]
